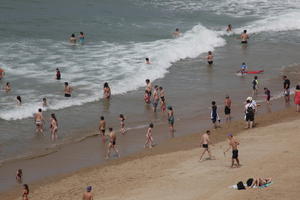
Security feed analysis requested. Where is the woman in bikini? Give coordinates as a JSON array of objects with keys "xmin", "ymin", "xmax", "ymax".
[
  {"xmin": 50, "ymin": 113, "xmax": 58, "ymax": 141},
  {"xmin": 103, "ymin": 82, "xmax": 111, "ymax": 99},
  {"xmin": 119, "ymin": 114, "xmax": 126, "ymax": 135}
]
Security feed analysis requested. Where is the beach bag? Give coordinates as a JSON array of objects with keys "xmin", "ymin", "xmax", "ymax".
[{"xmin": 237, "ymin": 181, "xmax": 246, "ymax": 190}]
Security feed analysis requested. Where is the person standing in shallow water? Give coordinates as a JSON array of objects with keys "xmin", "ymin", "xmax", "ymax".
[
  {"xmin": 56, "ymin": 68, "xmax": 61, "ymax": 80},
  {"xmin": 64, "ymin": 82, "xmax": 73, "ymax": 97},
  {"xmin": 207, "ymin": 51, "xmax": 213, "ymax": 65},
  {"xmin": 167, "ymin": 106, "xmax": 175, "ymax": 137},
  {"xmin": 22, "ymin": 184, "xmax": 29, "ymax": 200},
  {"xmin": 152, "ymin": 85, "xmax": 159, "ymax": 112},
  {"xmin": 50, "ymin": 113, "xmax": 58, "ymax": 141},
  {"xmin": 240, "ymin": 30, "xmax": 249, "ymax": 44},
  {"xmin": 79, "ymin": 32, "xmax": 85, "ymax": 44},
  {"xmin": 211, "ymin": 101, "xmax": 220, "ymax": 129},
  {"xmin": 69, "ymin": 33, "xmax": 76, "ymax": 44},
  {"xmin": 224, "ymin": 95, "xmax": 232, "ymax": 122},
  {"xmin": 34, "ymin": 108, "xmax": 44, "ymax": 134},
  {"xmin": 103, "ymin": 82, "xmax": 111, "ymax": 99},
  {"xmin": 144, "ymin": 123, "xmax": 154, "ymax": 148},
  {"xmin": 119, "ymin": 114, "xmax": 126, "ymax": 135},
  {"xmin": 106, "ymin": 128, "xmax": 120, "ymax": 159},
  {"xmin": 283, "ymin": 75, "xmax": 290, "ymax": 103}
]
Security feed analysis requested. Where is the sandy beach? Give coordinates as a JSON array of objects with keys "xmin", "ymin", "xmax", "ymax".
[{"xmin": 1, "ymin": 105, "xmax": 299, "ymax": 200}]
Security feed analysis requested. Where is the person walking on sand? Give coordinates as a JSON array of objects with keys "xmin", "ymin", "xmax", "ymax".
[
  {"xmin": 144, "ymin": 123, "xmax": 154, "ymax": 148},
  {"xmin": 34, "ymin": 108, "xmax": 44, "ymax": 134},
  {"xmin": 224, "ymin": 134, "xmax": 240, "ymax": 168},
  {"xmin": 119, "ymin": 114, "xmax": 126, "ymax": 135},
  {"xmin": 294, "ymin": 85, "xmax": 300, "ymax": 112},
  {"xmin": 240, "ymin": 30, "xmax": 249, "ymax": 44},
  {"xmin": 144, "ymin": 90, "xmax": 151, "ymax": 104},
  {"xmin": 252, "ymin": 76, "xmax": 258, "ymax": 96},
  {"xmin": 167, "ymin": 106, "xmax": 175, "ymax": 137},
  {"xmin": 207, "ymin": 51, "xmax": 213, "ymax": 65},
  {"xmin": 50, "ymin": 113, "xmax": 58, "ymax": 141},
  {"xmin": 152, "ymin": 85, "xmax": 160, "ymax": 112},
  {"xmin": 106, "ymin": 128, "xmax": 120, "ymax": 159},
  {"xmin": 211, "ymin": 101, "xmax": 220, "ymax": 129},
  {"xmin": 199, "ymin": 130, "xmax": 214, "ymax": 161},
  {"xmin": 224, "ymin": 95, "xmax": 232, "ymax": 122},
  {"xmin": 22, "ymin": 184, "xmax": 29, "ymax": 200},
  {"xmin": 283, "ymin": 75, "xmax": 291, "ymax": 103},
  {"xmin": 264, "ymin": 87, "xmax": 271, "ymax": 104},
  {"xmin": 64, "ymin": 82, "xmax": 73, "ymax": 97},
  {"xmin": 245, "ymin": 99, "xmax": 255, "ymax": 129},
  {"xmin": 42, "ymin": 97, "xmax": 48, "ymax": 107},
  {"xmin": 99, "ymin": 116, "xmax": 106, "ymax": 143},
  {"xmin": 103, "ymin": 82, "xmax": 111, "ymax": 99},
  {"xmin": 82, "ymin": 186, "xmax": 93, "ymax": 200}
]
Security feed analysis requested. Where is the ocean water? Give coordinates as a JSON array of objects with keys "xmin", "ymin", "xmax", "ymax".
[{"xmin": 0, "ymin": 0, "xmax": 300, "ymax": 161}]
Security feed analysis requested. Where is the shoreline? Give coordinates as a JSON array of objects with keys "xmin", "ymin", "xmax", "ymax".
[{"xmin": 1, "ymin": 97, "xmax": 299, "ymax": 199}]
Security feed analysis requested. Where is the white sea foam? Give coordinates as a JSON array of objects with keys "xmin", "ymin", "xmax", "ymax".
[{"xmin": 0, "ymin": 24, "xmax": 225, "ymax": 120}]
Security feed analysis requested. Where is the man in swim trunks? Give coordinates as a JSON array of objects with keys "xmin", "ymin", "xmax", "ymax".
[
  {"xmin": 224, "ymin": 134, "xmax": 240, "ymax": 168},
  {"xmin": 34, "ymin": 108, "xmax": 44, "ymax": 134},
  {"xmin": 106, "ymin": 128, "xmax": 120, "ymax": 159},
  {"xmin": 240, "ymin": 30, "xmax": 249, "ymax": 44},
  {"xmin": 82, "ymin": 186, "xmax": 93, "ymax": 200},
  {"xmin": 0, "ymin": 68, "xmax": 5, "ymax": 80},
  {"xmin": 64, "ymin": 82, "xmax": 73, "ymax": 97},
  {"xmin": 152, "ymin": 85, "xmax": 160, "ymax": 112},
  {"xmin": 99, "ymin": 116, "xmax": 106, "ymax": 143},
  {"xmin": 207, "ymin": 51, "xmax": 213, "ymax": 65},
  {"xmin": 224, "ymin": 95, "xmax": 232, "ymax": 122},
  {"xmin": 283, "ymin": 75, "xmax": 290, "ymax": 103},
  {"xmin": 252, "ymin": 76, "xmax": 258, "ymax": 96},
  {"xmin": 199, "ymin": 130, "xmax": 214, "ymax": 161}
]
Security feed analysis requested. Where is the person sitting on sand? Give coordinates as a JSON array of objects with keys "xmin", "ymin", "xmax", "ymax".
[
  {"xmin": 167, "ymin": 106, "xmax": 175, "ymax": 137},
  {"xmin": 82, "ymin": 186, "xmax": 93, "ymax": 200},
  {"xmin": 224, "ymin": 134, "xmax": 240, "ymax": 168},
  {"xmin": 199, "ymin": 130, "xmax": 214, "ymax": 161},
  {"xmin": 172, "ymin": 28, "xmax": 181, "ymax": 37},
  {"xmin": 294, "ymin": 85, "xmax": 300, "ymax": 112},
  {"xmin": 16, "ymin": 96, "xmax": 22, "ymax": 106},
  {"xmin": 69, "ymin": 33, "xmax": 77, "ymax": 44},
  {"xmin": 240, "ymin": 30, "xmax": 249, "ymax": 44},
  {"xmin": 246, "ymin": 177, "xmax": 272, "ymax": 188}
]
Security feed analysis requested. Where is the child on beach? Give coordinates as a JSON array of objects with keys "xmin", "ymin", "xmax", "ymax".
[
  {"xmin": 160, "ymin": 98, "xmax": 166, "ymax": 112},
  {"xmin": 99, "ymin": 116, "xmax": 106, "ymax": 143},
  {"xmin": 264, "ymin": 87, "xmax": 271, "ymax": 104},
  {"xmin": 50, "ymin": 113, "xmax": 58, "ymax": 141},
  {"xmin": 119, "ymin": 114, "xmax": 126, "ymax": 135},
  {"xmin": 167, "ymin": 106, "xmax": 175, "ymax": 137},
  {"xmin": 16, "ymin": 169, "xmax": 23, "ymax": 183},
  {"xmin": 103, "ymin": 82, "xmax": 111, "ymax": 99},
  {"xmin": 211, "ymin": 101, "xmax": 220, "ymax": 129},
  {"xmin": 144, "ymin": 123, "xmax": 154, "ymax": 148},
  {"xmin": 144, "ymin": 90, "xmax": 151, "ymax": 104}
]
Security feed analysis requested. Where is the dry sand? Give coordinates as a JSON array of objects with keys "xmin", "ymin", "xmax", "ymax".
[{"xmin": 3, "ymin": 108, "xmax": 300, "ymax": 200}]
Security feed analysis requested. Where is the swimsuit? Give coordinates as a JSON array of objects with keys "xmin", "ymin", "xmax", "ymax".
[
  {"xmin": 168, "ymin": 115, "xmax": 174, "ymax": 125},
  {"xmin": 36, "ymin": 120, "xmax": 42, "ymax": 126},
  {"xmin": 232, "ymin": 149, "xmax": 238, "ymax": 159},
  {"xmin": 241, "ymin": 41, "xmax": 247, "ymax": 44},
  {"xmin": 65, "ymin": 93, "xmax": 71, "ymax": 97},
  {"xmin": 225, "ymin": 106, "xmax": 231, "ymax": 115},
  {"xmin": 208, "ymin": 61, "xmax": 213, "ymax": 65},
  {"xmin": 202, "ymin": 144, "xmax": 208, "ymax": 149}
]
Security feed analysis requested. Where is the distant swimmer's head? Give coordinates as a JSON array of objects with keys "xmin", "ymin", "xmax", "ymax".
[
  {"xmin": 154, "ymin": 85, "xmax": 158, "ymax": 89},
  {"xmin": 242, "ymin": 62, "xmax": 246, "ymax": 65},
  {"xmin": 38, "ymin": 108, "xmax": 42, "ymax": 112},
  {"xmin": 71, "ymin": 33, "xmax": 75, "ymax": 37},
  {"xmin": 100, "ymin": 116, "xmax": 104, "ymax": 120},
  {"xmin": 149, "ymin": 123, "xmax": 154, "ymax": 128},
  {"xmin": 212, "ymin": 101, "xmax": 216, "ymax": 105},
  {"xmin": 243, "ymin": 30, "xmax": 247, "ymax": 33},
  {"xmin": 86, "ymin": 186, "xmax": 92, "ymax": 192},
  {"xmin": 103, "ymin": 82, "xmax": 109, "ymax": 88},
  {"xmin": 42, "ymin": 97, "xmax": 47, "ymax": 101},
  {"xmin": 56, "ymin": 68, "xmax": 59, "ymax": 71},
  {"xmin": 176, "ymin": 28, "xmax": 179, "ymax": 32},
  {"xmin": 6, "ymin": 82, "xmax": 10, "ymax": 86},
  {"xmin": 146, "ymin": 79, "xmax": 150, "ymax": 84},
  {"xmin": 119, "ymin": 114, "xmax": 124, "ymax": 119},
  {"xmin": 17, "ymin": 96, "xmax": 22, "ymax": 103},
  {"xmin": 109, "ymin": 127, "xmax": 113, "ymax": 132},
  {"xmin": 64, "ymin": 82, "xmax": 68, "ymax": 86},
  {"xmin": 145, "ymin": 58, "xmax": 149, "ymax": 61},
  {"xmin": 264, "ymin": 87, "xmax": 267, "ymax": 91}
]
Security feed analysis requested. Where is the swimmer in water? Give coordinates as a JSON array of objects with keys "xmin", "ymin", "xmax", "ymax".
[
  {"xmin": 42, "ymin": 97, "xmax": 48, "ymax": 107},
  {"xmin": 34, "ymin": 108, "xmax": 44, "ymax": 134},
  {"xmin": 106, "ymin": 128, "xmax": 120, "ymax": 159},
  {"xmin": 119, "ymin": 114, "xmax": 126, "ymax": 135},
  {"xmin": 172, "ymin": 28, "xmax": 181, "ymax": 37},
  {"xmin": 145, "ymin": 58, "xmax": 151, "ymax": 64},
  {"xmin": 0, "ymin": 67, "xmax": 5, "ymax": 80},
  {"xmin": 4, "ymin": 82, "xmax": 11, "ymax": 92},
  {"xmin": 264, "ymin": 87, "xmax": 271, "ymax": 104},
  {"xmin": 69, "ymin": 33, "xmax": 77, "ymax": 44},
  {"xmin": 240, "ymin": 30, "xmax": 249, "ymax": 44},
  {"xmin": 56, "ymin": 68, "xmax": 61, "ymax": 80},
  {"xmin": 79, "ymin": 32, "xmax": 85, "ymax": 44},
  {"xmin": 64, "ymin": 82, "xmax": 73, "ymax": 97},
  {"xmin": 207, "ymin": 51, "xmax": 213, "ymax": 65},
  {"xmin": 144, "ymin": 123, "xmax": 154, "ymax": 148},
  {"xmin": 145, "ymin": 79, "xmax": 152, "ymax": 97},
  {"xmin": 50, "ymin": 113, "xmax": 58, "ymax": 141},
  {"xmin": 16, "ymin": 96, "xmax": 22, "ymax": 106},
  {"xmin": 226, "ymin": 24, "xmax": 232, "ymax": 32},
  {"xmin": 103, "ymin": 82, "xmax": 111, "ymax": 99}
]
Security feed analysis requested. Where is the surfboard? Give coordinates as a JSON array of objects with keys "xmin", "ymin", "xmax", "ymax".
[{"xmin": 245, "ymin": 70, "xmax": 264, "ymax": 74}]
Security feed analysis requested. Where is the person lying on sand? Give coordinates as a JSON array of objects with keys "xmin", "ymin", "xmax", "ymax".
[{"xmin": 246, "ymin": 177, "xmax": 272, "ymax": 188}]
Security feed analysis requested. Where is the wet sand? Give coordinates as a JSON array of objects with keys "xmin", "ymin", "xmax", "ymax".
[{"xmin": 1, "ymin": 102, "xmax": 300, "ymax": 200}]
